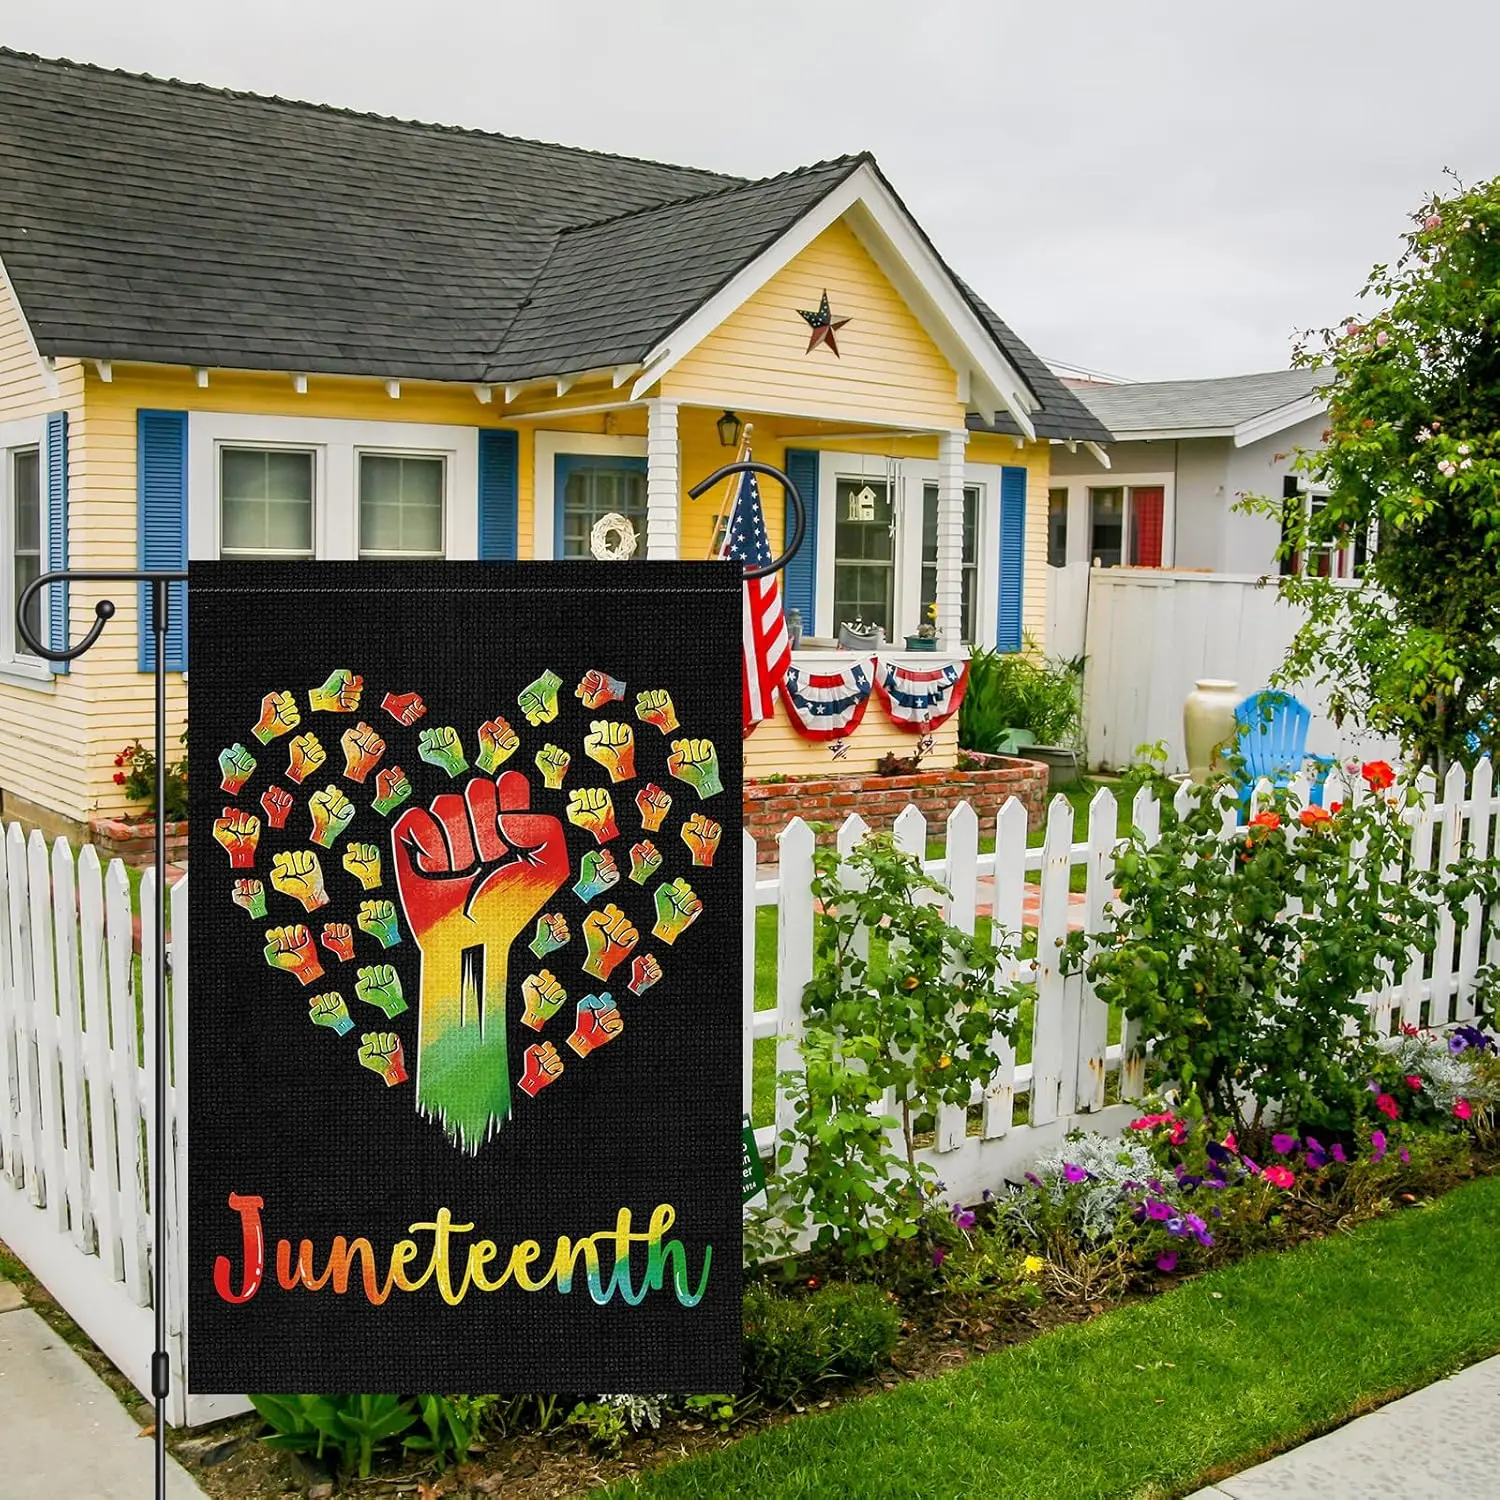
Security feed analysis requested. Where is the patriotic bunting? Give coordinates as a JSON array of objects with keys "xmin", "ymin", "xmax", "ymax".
[
  {"xmin": 875, "ymin": 658, "xmax": 970, "ymax": 732},
  {"xmin": 780, "ymin": 658, "xmax": 874, "ymax": 740}
]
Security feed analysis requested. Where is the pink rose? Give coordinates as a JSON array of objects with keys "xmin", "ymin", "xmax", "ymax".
[
  {"xmin": 1424, "ymin": 214, "xmax": 1442, "ymax": 231},
  {"xmin": 1455, "ymin": 1099, "xmax": 1473, "ymax": 1121}
]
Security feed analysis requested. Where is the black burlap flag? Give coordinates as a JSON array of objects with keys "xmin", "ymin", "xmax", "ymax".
[{"xmin": 188, "ymin": 560, "xmax": 742, "ymax": 1393}]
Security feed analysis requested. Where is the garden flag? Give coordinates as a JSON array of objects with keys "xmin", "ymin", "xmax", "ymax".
[
  {"xmin": 722, "ymin": 466, "xmax": 791, "ymax": 735},
  {"xmin": 188, "ymin": 560, "xmax": 743, "ymax": 1393}
]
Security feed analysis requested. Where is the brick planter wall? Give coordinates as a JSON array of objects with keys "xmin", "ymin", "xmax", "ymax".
[
  {"xmin": 744, "ymin": 754, "xmax": 1048, "ymax": 859},
  {"xmin": 89, "ymin": 817, "xmax": 189, "ymax": 867}
]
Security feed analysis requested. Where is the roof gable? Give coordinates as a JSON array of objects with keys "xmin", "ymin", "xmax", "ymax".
[{"xmin": 1072, "ymin": 368, "xmax": 1328, "ymax": 439}]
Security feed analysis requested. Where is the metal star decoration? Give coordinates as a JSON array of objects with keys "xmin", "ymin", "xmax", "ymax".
[{"xmin": 797, "ymin": 290, "xmax": 851, "ymax": 358}]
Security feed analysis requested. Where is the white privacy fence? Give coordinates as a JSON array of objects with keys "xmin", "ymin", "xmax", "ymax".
[{"xmin": 1, "ymin": 762, "xmax": 1496, "ymax": 1424}]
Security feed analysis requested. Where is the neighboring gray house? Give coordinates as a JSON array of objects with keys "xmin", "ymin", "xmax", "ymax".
[{"xmin": 1047, "ymin": 368, "xmax": 1351, "ymax": 578}]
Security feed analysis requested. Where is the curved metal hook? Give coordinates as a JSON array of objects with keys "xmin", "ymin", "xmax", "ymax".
[
  {"xmin": 687, "ymin": 460, "xmax": 805, "ymax": 581},
  {"xmin": 16, "ymin": 568, "xmax": 188, "ymax": 663}
]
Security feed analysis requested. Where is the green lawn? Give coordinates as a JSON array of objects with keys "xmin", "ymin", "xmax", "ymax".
[{"xmin": 616, "ymin": 1173, "xmax": 1500, "ymax": 1499}]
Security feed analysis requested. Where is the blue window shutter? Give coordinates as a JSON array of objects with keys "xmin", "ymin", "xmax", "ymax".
[
  {"xmin": 782, "ymin": 448, "xmax": 820, "ymax": 634},
  {"xmin": 137, "ymin": 410, "xmax": 188, "ymax": 673},
  {"xmin": 478, "ymin": 428, "xmax": 519, "ymax": 559},
  {"xmin": 996, "ymin": 465, "xmax": 1028, "ymax": 652},
  {"xmin": 45, "ymin": 411, "xmax": 69, "ymax": 674}
]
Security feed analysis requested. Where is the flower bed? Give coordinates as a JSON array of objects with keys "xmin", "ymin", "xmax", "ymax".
[{"xmin": 744, "ymin": 753, "xmax": 1046, "ymax": 857}]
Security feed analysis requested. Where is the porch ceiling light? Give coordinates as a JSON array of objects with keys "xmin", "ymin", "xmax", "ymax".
[{"xmin": 716, "ymin": 410, "xmax": 743, "ymax": 448}]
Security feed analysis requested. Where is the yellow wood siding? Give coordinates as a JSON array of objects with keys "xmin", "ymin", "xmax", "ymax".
[
  {"xmin": 0, "ymin": 276, "xmax": 91, "ymax": 825},
  {"xmin": 968, "ymin": 432, "xmax": 1052, "ymax": 652},
  {"xmin": 744, "ymin": 691, "xmax": 958, "ymax": 780},
  {"xmin": 661, "ymin": 220, "xmax": 966, "ymax": 431}
]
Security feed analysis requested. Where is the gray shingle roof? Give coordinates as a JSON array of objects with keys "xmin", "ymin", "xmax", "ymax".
[
  {"xmin": 0, "ymin": 49, "xmax": 1106, "ymax": 440},
  {"xmin": 1071, "ymin": 368, "xmax": 1328, "ymax": 436}
]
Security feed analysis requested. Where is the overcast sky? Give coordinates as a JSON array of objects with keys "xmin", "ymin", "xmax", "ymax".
[{"xmin": 7, "ymin": 1, "xmax": 1498, "ymax": 381}]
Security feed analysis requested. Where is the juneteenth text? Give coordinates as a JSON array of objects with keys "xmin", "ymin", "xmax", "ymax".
[{"xmin": 212, "ymin": 1194, "xmax": 712, "ymax": 1308}]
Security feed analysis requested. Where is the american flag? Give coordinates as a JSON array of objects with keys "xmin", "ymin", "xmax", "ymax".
[{"xmin": 723, "ymin": 467, "xmax": 792, "ymax": 734}]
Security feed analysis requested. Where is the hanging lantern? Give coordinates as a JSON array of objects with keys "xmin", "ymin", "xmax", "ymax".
[{"xmin": 716, "ymin": 410, "xmax": 743, "ymax": 448}]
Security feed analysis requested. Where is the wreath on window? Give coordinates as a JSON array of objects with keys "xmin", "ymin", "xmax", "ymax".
[{"xmin": 590, "ymin": 512, "xmax": 639, "ymax": 561}]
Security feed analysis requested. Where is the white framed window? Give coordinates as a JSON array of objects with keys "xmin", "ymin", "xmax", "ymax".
[
  {"xmin": 1048, "ymin": 476, "xmax": 1174, "ymax": 569},
  {"xmin": 187, "ymin": 413, "xmax": 478, "ymax": 561},
  {"xmin": 1047, "ymin": 486, "xmax": 1068, "ymax": 568},
  {"xmin": 0, "ymin": 415, "xmax": 51, "ymax": 679},
  {"xmin": 1280, "ymin": 477, "xmax": 1367, "ymax": 579},
  {"xmin": 358, "ymin": 452, "xmax": 446, "ymax": 558},
  {"xmin": 532, "ymin": 432, "xmax": 649, "ymax": 561},
  {"xmin": 220, "ymin": 445, "xmax": 315, "ymax": 559},
  {"xmin": 814, "ymin": 453, "xmax": 1000, "ymax": 648}
]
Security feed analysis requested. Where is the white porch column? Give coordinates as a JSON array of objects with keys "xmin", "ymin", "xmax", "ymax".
[
  {"xmin": 936, "ymin": 429, "xmax": 968, "ymax": 649},
  {"xmin": 645, "ymin": 398, "xmax": 680, "ymax": 559}
]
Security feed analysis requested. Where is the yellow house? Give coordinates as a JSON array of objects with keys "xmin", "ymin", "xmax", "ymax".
[{"xmin": 0, "ymin": 50, "xmax": 1110, "ymax": 840}]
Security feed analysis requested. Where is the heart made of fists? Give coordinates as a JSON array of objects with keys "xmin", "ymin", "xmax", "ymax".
[{"xmin": 390, "ymin": 770, "xmax": 569, "ymax": 942}]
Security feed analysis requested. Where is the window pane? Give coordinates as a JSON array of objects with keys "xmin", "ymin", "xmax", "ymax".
[
  {"xmin": 221, "ymin": 447, "xmax": 313, "ymax": 557},
  {"xmin": 12, "ymin": 447, "xmax": 41, "ymax": 650},
  {"xmin": 834, "ymin": 478, "xmax": 894, "ymax": 634},
  {"xmin": 359, "ymin": 454, "xmax": 444, "ymax": 557},
  {"xmin": 1048, "ymin": 487, "xmax": 1068, "ymax": 567},
  {"xmin": 560, "ymin": 464, "xmax": 648, "ymax": 559},
  {"xmin": 1089, "ymin": 487, "xmax": 1124, "ymax": 568},
  {"xmin": 918, "ymin": 483, "xmax": 978, "ymax": 641}
]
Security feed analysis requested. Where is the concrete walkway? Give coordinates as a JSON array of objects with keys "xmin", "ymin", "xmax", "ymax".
[
  {"xmin": 1190, "ymin": 1352, "xmax": 1500, "ymax": 1499},
  {"xmin": 0, "ymin": 1281, "xmax": 205, "ymax": 1499}
]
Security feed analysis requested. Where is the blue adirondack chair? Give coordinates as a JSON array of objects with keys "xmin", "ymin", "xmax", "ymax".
[{"xmin": 1232, "ymin": 691, "xmax": 1331, "ymax": 805}]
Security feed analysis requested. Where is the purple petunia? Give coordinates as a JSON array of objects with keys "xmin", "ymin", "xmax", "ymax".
[
  {"xmin": 952, "ymin": 1206, "xmax": 977, "ymax": 1230},
  {"xmin": 932, "ymin": 1247, "xmax": 947, "ymax": 1268},
  {"xmin": 1204, "ymin": 1141, "xmax": 1233, "ymax": 1166},
  {"xmin": 1157, "ymin": 1251, "xmax": 1178, "ymax": 1272},
  {"xmin": 1272, "ymin": 1133, "xmax": 1298, "ymax": 1155},
  {"xmin": 1062, "ymin": 1163, "xmax": 1088, "ymax": 1184},
  {"xmin": 1370, "ymin": 1129, "xmax": 1388, "ymax": 1164},
  {"xmin": 1166, "ymin": 1216, "xmax": 1186, "ymax": 1236},
  {"xmin": 1331, "ymin": 1143, "xmax": 1348, "ymax": 1164},
  {"xmin": 982, "ymin": 1188, "xmax": 994, "ymax": 1202}
]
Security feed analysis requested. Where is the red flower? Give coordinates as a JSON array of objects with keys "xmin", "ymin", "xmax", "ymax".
[
  {"xmin": 1249, "ymin": 811, "xmax": 1282, "ymax": 830},
  {"xmin": 1329, "ymin": 801, "xmax": 1344, "ymax": 814},
  {"xmin": 1222, "ymin": 1131, "xmax": 1238, "ymax": 1152},
  {"xmin": 1361, "ymin": 760, "xmax": 1396, "ymax": 792},
  {"xmin": 1263, "ymin": 1165, "xmax": 1295, "ymax": 1189},
  {"xmin": 113, "ymin": 755, "xmax": 124, "ymax": 768},
  {"xmin": 1404, "ymin": 1075, "xmax": 1423, "ymax": 1091},
  {"xmin": 1299, "ymin": 807, "xmax": 1332, "ymax": 827},
  {"xmin": 1454, "ymin": 1099, "xmax": 1473, "ymax": 1121},
  {"xmin": 112, "ymin": 771, "xmax": 126, "ymax": 785},
  {"xmin": 1400, "ymin": 1023, "xmax": 1420, "ymax": 1037},
  {"xmin": 1375, "ymin": 1093, "xmax": 1400, "ymax": 1119}
]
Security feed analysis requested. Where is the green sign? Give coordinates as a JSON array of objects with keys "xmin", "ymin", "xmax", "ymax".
[{"xmin": 741, "ymin": 1114, "xmax": 767, "ymax": 1204}]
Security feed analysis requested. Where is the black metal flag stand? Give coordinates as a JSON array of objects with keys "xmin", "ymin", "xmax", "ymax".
[{"xmin": 18, "ymin": 567, "xmax": 187, "ymax": 1500}]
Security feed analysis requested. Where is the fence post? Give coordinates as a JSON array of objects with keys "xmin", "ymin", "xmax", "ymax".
[
  {"xmin": 50, "ymin": 837, "xmax": 92, "ymax": 1252},
  {"xmin": 773, "ymin": 820, "xmax": 816, "ymax": 1156},
  {"xmin": 78, "ymin": 845, "xmax": 123, "ymax": 1281},
  {"xmin": 1118, "ymin": 785, "xmax": 1160, "ymax": 1101},
  {"xmin": 982, "ymin": 798, "xmax": 1026, "ymax": 1138},
  {"xmin": 105, "ymin": 857, "xmax": 149, "ymax": 1305},
  {"xmin": 170, "ymin": 872, "xmax": 191, "ymax": 1425},
  {"xmin": 26, "ymin": 830, "xmax": 66, "ymax": 1230},
  {"xmin": 1429, "ymin": 762, "xmax": 1467, "ymax": 1026},
  {"xmin": 1400, "ymin": 770, "xmax": 1437, "ymax": 1030},
  {"xmin": 1458, "ymin": 757, "xmax": 1495, "ymax": 1020},
  {"xmin": 1075, "ymin": 785, "xmax": 1117, "ymax": 1112},
  {"xmin": 935, "ymin": 802, "xmax": 978, "ymax": 1153},
  {"xmin": 0, "ymin": 824, "xmax": 18, "ymax": 1186},
  {"xmin": 741, "ymin": 830, "xmax": 757, "ymax": 1118},
  {"xmin": 1030, "ymin": 794, "xmax": 1077, "ymax": 1127}
]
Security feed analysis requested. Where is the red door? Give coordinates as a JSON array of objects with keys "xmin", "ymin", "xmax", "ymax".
[{"xmin": 1131, "ymin": 487, "xmax": 1165, "ymax": 567}]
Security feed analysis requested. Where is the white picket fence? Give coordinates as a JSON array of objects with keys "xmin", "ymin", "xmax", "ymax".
[{"xmin": 1, "ymin": 761, "xmax": 1496, "ymax": 1424}]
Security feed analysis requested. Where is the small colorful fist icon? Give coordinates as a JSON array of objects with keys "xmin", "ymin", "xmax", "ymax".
[
  {"xmin": 263, "ymin": 924, "xmax": 323, "ymax": 986},
  {"xmin": 372, "ymin": 766, "xmax": 412, "ymax": 817},
  {"xmin": 681, "ymin": 812, "xmax": 722, "ymax": 868},
  {"xmin": 518, "ymin": 669, "xmax": 563, "ymax": 726},
  {"xmin": 567, "ymin": 787, "xmax": 618, "ymax": 844},
  {"xmin": 628, "ymin": 840, "xmax": 662, "ymax": 886},
  {"xmin": 342, "ymin": 841, "xmax": 382, "ymax": 891},
  {"xmin": 636, "ymin": 783, "xmax": 672, "ymax": 833},
  {"xmin": 567, "ymin": 993, "xmax": 624, "ymax": 1057},
  {"xmin": 584, "ymin": 720, "xmax": 636, "ymax": 783},
  {"xmin": 231, "ymin": 879, "xmax": 267, "ymax": 920},
  {"xmin": 576, "ymin": 670, "xmax": 626, "ymax": 710},
  {"xmin": 253, "ymin": 690, "xmax": 301, "ymax": 745},
  {"xmin": 341, "ymin": 721, "xmax": 386, "ymax": 784},
  {"xmin": 668, "ymin": 737, "xmax": 722, "ymax": 800},
  {"xmin": 309, "ymin": 669, "xmax": 363, "ymax": 714},
  {"xmin": 521, "ymin": 969, "xmax": 567, "ymax": 1031},
  {"xmin": 381, "ymin": 690, "xmax": 427, "ymax": 726},
  {"xmin": 358, "ymin": 1031, "xmax": 408, "ymax": 1086},
  {"xmin": 212, "ymin": 807, "xmax": 261, "ymax": 869},
  {"xmin": 418, "ymin": 726, "xmax": 468, "ymax": 778},
  {"xmin": 518, "ymin": 1041, "xmax": 563, "ymax": 1098},
  {"xmin": 285, "ymin": 732, "xmax": 326, "ymax": 786},
  {"xmin": 260, "ymin": 785, "xmax": 293, "ymax": 830},
  {"xmin": 354, "ymin": 964, "xmax": 406, "ymax": 1018},
  {"xmin": 573, "ymin": 848, "xmax": 620, "ymax": 903},
  {"xmin": 536, "ymin": 743, "xmax": 571, "ymax": 790},
  {"xmin": 529, "ymin": 912, "xmax": 570, "ymax": 959},
  {"xmin": 319, "ymin": 923, "xmax": 356, "ymax": 962},
  {"xmin": 218, "ymin": 743, "xmax": 256, "ymax": 794},
  {"xmin": 358, "ymin": 900, "xmax": 401, "ymax": 949},
  {"xmin": 270, "ymin": 850, "xmax": 329, "ymax": 912},
  {"xmin": 635, "ymin": 689, "xmax": 679, "ymax": 735},
  {"xmin": 310, "ymin": 991, "xmax": 354, "ymax": 1035},
  {"xmin": 582, "ymin": 903, "xmax": 638, "ymax": 981},
  {"xmin": 309, "ymin": 785, "xmax": 356, "ymax": 849},
  {"xmin": 475, "ymin": 717, "xmax": 520, "ymax": 774},
  {"xmin": 652, "ymin": 877, "xmax": 703, "ymax": 945},
  {"xmin": 628, "ymin": 953, "xmax": 663, "ymax": 996}
]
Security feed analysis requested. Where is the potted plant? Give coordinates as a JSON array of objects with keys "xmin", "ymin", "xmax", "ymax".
[
  {"xmin": 905, "ymin": 603, "xmax": 939, "ymax": 651},
  {"xmin": 958, "ymin": 642, "xmax": 1084, "ymax": 788}
]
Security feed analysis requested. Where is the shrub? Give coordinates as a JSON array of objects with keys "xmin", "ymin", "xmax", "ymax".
[
  {"xmin": 742, "ymin": 1282, "xmax": 900, "ymax": 1404},
  {"xmin": 960, "ymin": 641, "xmax": 1083, "ymax": 752},
  {"xmin": 113, "ymin": 732, "xmax": 189, "ymax": 821},
  {"xmin": 998, "ymin": 1131, "xmax": 1157, "ymax": 1245}
]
